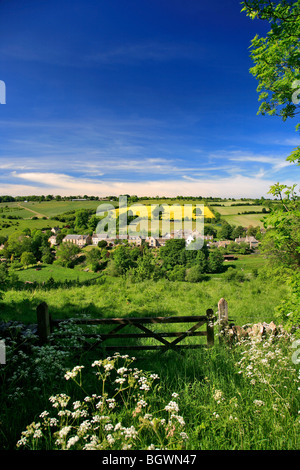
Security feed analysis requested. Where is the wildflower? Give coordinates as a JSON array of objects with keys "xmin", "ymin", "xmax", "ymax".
[
  {"xmin": 106, "ymin": 398, "xmax": 116, "ymax": 409},
  {"xmin": 33, "ymin": 429, "xmax": 42, "ymax": 439},
  {"xmin": 91, "ymin": 360, "xmax": 103, "ymax": 367},
  {"xmin": 165, "ymin": 401, "xmax": 179, "ymax": 413},
  {"xmin": 122, "ymin": 426, "xmax": 138, "ymax": 440},
  {"xmin": 122, "ymin": 444, "xmax": 132, "ymax": 450},
  {"xmin": 137, "ymin": 399, "xmax": 147, "ymax": 408},
  {"xmin": 77, "ymin": 420, "xmax": 91, "ymax": 436},
  {"xmin": 104, "ymin": 423, "xmax": 113, "ymax": 432},
  {"xmin": 115, "ymin": 377, "xmax": 126, "ymax": 384},
  {"xmin": 213, "ymin": 389, "xmax": 223, "ymax": 402},
  {"xmin": 49, "ymin": 394, "xmax": 70, "ymax": 408},
  {"xmin": 150, "ymin": 374, "xmax": 159, "ymax": 380},
  {"xmin": 64, "ymin": 365, "xmax": 84, "ymax": 381},
  {"xmin": 106, "ymin": 434, "xmax": 115, "ymax": 445},
  {"xmin": 58, "ymin": 426, "xmax": 72, "ymax": 438},
  {"xmin": 67, "ymin": 435, "xmax": 79, "ymax": 449},
  {"xmin": 73, "ymin": 401, "xmax": 81, "ymax": 410},
  {"xmin": 58, "ymin": 409, "xmax": 71, "ymax": 417},
  {"xmin": 253, "ymin": 400, "xmax": 265, "ymax": 407},
  {"xmin": 174, "ymin": 415, "xmax": 185, "ymax": 426},
  {"xmin": 49, "ymin": 418, "xmax": 58, "ymax": 427},
  {"xmin": 16, "ymin": 436, "xmax": 27, "ymax": 447}
]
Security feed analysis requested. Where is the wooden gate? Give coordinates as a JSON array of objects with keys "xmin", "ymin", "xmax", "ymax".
[{"xmin": 37, "ymin": 302, "xmax": 216, "ymax": 354}]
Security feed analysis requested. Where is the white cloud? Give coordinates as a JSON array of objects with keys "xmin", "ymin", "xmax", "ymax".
[
  {"xmin": 4, "ymin": 171, "xmax": 289, "ymax": 199},
  {"xmin": 226, "ymin": 152, "xmax": 292, "ymax": 172}
]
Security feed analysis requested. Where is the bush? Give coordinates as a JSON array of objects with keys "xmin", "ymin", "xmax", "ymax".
[
  {"xmin": 224, "ymin": 267, "xmax": 246, "ymax": 283},
  {"xmin": 97, "ymin": 240, "xmax": 107, "ymax": 248},
  {"xmin": 274, "ymin": 273, "xmax": 300, "ymax": 335},
  {"xmin": 185, "ymin": 265, "xmax": 206, "ymax": 283},
  {"xmin": 168, "ymin": 265, "xmax": 186, "ymax": 282}
]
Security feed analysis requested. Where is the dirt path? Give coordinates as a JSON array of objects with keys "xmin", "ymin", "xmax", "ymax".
[{"xmin": 17, "ymin": 203, "xmax": 48, "ymax": 219}]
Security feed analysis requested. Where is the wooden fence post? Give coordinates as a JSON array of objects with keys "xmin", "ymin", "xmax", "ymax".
[
  {"xmin": 218, "ymin": 298, "xmax": 228, "ymax": 343},
  {"xmin": 37, "ymin": 302, "xmax": 50, "ymax": 345},
  {"xmin": 206, "ymin": 308, "xmax": 214, "ymax": 347}
]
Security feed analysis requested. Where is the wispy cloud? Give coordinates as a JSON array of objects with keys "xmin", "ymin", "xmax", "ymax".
[
  {"xmin": 275, "ymin": 137, "xmax": 300, "ymax": 147},
  {"xmin": 85, "ymin": 41, "xmax": 205, "ymax": 65},
  {"xmin": 222, "ymin": 151, "xmax": 292, "ymax": 173},
  {"xmin": 3, "ymin": 171, "xmax": 291, "ymax": 199},
  {"xmin": 0, "ymin": 40, "xmax": 204, "ymax": 67}
]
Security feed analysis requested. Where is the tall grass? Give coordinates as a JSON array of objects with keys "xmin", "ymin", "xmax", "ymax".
[
  {"xmin": 1, "ymin": 259, "xmax": 298, "ymax": 450},
  {"xmin": 2, "ymin": 328, "xmax": 299, "ymax": 450},
  {"xmin": 1, "ymin": 268, "xmax": 289, "ymax": 325}
]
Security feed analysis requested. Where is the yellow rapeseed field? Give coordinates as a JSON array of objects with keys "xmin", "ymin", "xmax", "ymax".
[{"xmin": 109, "ymin": 204, "xmax": 215, "ymax": 220}]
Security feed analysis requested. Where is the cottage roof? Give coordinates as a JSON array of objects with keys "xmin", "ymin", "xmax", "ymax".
[
  {"xmin": 92, "ymin": 233, "xmax": 108, "ymax": 239},
  {"xmin": 64, "ymin": 234, "xmax": 89, "ymax": 240}
]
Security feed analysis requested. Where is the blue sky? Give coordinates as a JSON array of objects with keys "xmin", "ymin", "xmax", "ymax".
[{"xmin": 0, "ymin": 0, "xmax": 299, "ymax": 198}]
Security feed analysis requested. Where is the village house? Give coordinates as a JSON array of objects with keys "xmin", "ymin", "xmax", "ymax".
[
  {"xmin": 92, "ymin": 233, "xmax": 109, "ymax": 245},
  {"xmin": 117, "ymin": 234, "xmax": 129, "ymax": 242},
  {"xmin": 92, "ymin": 233, "xmax": 132, "ymax": 246},
  {"xmin": 156, "ymin": 237, "xmax": 168, "ymax": 247},
  {"xmin": 62, "ymin": 234, "xmax": 92, "ymax": 247},
  {"xmin": 170, "ymin": 229, "xmax": 204, "ymax": 240},
  {"xmin": 48, "ymin": 235, "xmax": 58, "ymax": 246},
  {"xmin": 51, "ymin": 226, "xmax": 60, "ymax": 234},
  {"xmin": 214, "ymin": 240, "xmax": 232, "ymax": 249},
  {"xmin": 146, "ymin": 236, "xmax": 159, "ymax": 248},
  {"xmin": 171, "ymin": 229, "xmax": 188, "ymax": 239},
  {"xmin": 128, "ymin": 235, "xmax": 143, "ymax": 246},
  {"xmin": 145, "ymin": 236, "xmax": 169, "ymax": 247},
  {"xmin": 235, "ymin": 235, "xmax": 259, "ymax": 249}
]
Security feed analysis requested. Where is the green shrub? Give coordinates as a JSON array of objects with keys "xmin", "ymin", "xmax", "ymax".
[
  {"xmin": 168, "ymin": 265, "xmax": 186, "ymax": 282},
  {"xmin": 224, "ymin": 267, "xmax": 246, "ymax": 283},
  {"xmin": 185, "ymin": 265, "xmax": 206, "ymax": 283}
]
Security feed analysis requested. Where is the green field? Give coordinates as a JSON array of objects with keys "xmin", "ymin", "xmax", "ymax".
[
  {"xmin": 210, "ymin": 204, "xmax": 267, "ymax": 227},
  {"xmin": 0, "ymin": 198, "xmax": 269, "ymax": 241},
  {"xmin": 0, "ymin": 217, "xmax": 65, "ymax": 237},
  {"xmin": 1, "ymin": 213, "xmax": 299, "ymax": 451},
  {"xmin": 16, "ymin": 200, "xmax": 104, "ymax": 218},
  {"xmin": 220, "ymin": 213, "xmax": 266, "ymax": 228},
  {"xmin": 13, "ymin": 264, "xmax": 101, "ymax": 283},
  {"xmin": 1, "ymin": 253, "xmax": 285, "ymax": 327},
  {"xmin": 0, "ymin": 199, "xmax": 115, "ymax": 220}
]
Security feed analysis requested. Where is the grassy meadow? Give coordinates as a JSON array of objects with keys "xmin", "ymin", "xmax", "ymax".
[
  {"xmin": 0, "ymin": 198, "xmax": 299, "ymax": 451},
  {"xmin": 1, "ymin": 254, "xmax": 287, "ymax": 326},
  {"xmin": 209, "ymin": 204, "xmax": 267, "ymax": 228}
]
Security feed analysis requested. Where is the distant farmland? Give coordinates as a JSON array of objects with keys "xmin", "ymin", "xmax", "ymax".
[
  {"xmin": 0, "ymin": 198, "xmax": 269, "ymax": 238},
  {"xmin": 209, "ymin": 203, "xmax": 268, "ymax": 228}
]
